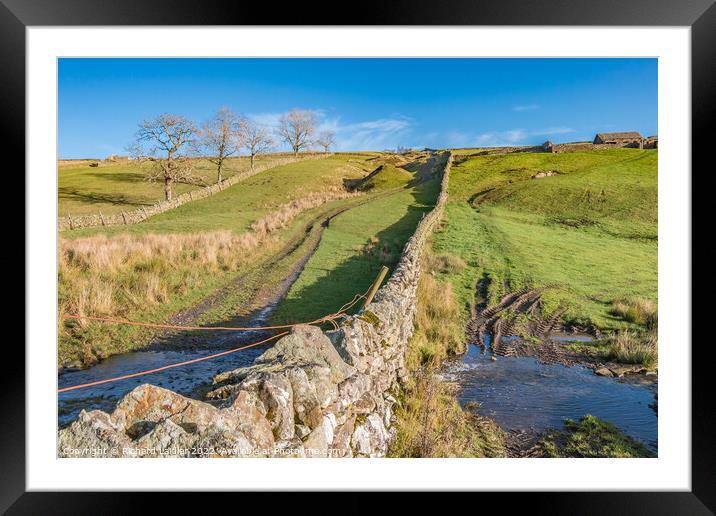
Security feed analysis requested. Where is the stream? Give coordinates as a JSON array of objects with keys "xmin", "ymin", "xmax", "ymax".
[{"xmin": 444, "ymin": 334, "xmax": 658, "ymax": 453}]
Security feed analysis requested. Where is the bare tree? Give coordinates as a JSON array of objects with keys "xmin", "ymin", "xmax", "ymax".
[
  {"xmin": 276, "ymin": 109, "xmax": 318, "ymax": 157},
  {"xmin": 316, "ymin": 130, "xmax": 336, "ymax": 153},
  {"xmin": 201, "ymin": 107, "xmax": 243, "ymax": 183},
  {"xmin": 131, "ymin": 113, "xmax": 198, "ymax": 201},
  {"xmin": 241, "ymin": 119, "xmax": 274, "ymax": 170}
]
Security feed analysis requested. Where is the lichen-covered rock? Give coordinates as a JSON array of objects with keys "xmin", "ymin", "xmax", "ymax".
[
  {"xmin": 331, "ymin": 416, "xmax": 355, "ymax": 458},
  {"xmin": 133, "ymin": 419, "xmax": 195, "ymax": 457},
  {"xmin": 285, "ymin": 366, "xmax": 323, "ymax": 429},
  {"xmin": 239, "ymin": 371, "xmax": 295, "ymax": 441},
  {"xmin": 351, "ymin": 413, "xmax": 390, "ymax": 457},
  {"xmin": 231, "ymin": 390, "xmax": 275, "ymax": 450},
  {"xmin": 58, "ymin": 410, "xmax": 132, "ymax": 458},
  {"xmin": 256, "ymin": 325, "xmax": 356, "ymax": 383},
  {"xmin": 302, "ymin": 413, "xmax": 337, "ymax": 458}
]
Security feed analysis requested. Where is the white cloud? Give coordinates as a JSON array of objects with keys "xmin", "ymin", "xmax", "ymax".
[
  {"xmin": 475, "ymin": 129, "xmax": 528, "ymax": 147},
  {"xmin": 246, "ymin": 110, "xmax": 413, "ymax": 151},
  {"xmin": 533, "ymin": 126, "xmax": 575, "ymax": 136},
  {"xmin": 513, "ymin": 104, "xmax": 540, "ymax": 112},
  {"xmin": 474, "ymin": 127, "xmax": 575, "ymax": 147}
]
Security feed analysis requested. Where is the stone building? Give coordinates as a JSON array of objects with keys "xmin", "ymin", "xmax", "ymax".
[{"xmin": 593, "ymin": 132, "xmax": 644, "ymax": 148}]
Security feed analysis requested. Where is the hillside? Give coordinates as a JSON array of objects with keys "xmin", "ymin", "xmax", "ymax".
[{"xmin": 432, "ymin": 148, "xmax": 658, "ymax": 332}]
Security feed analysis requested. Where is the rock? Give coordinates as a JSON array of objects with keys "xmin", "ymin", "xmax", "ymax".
[
  {"xmin": 295, "ymin": 424, "xmax": 311, "ymax": 440},
  {"xmin": 239, "ymin": 372, "xmax": 295, "ymax": 441},
  {"xmin": 58, "ymin": 410, "xmax": 132, "ymax": 458},
  {"xmin": 285, "ymin": 367, "xmax": 322, "ymax": 428},
  {"xmin": 133, "ymin": 419, "xmax": 195, "ymax": 457},
  {"xmin": 231, "ymin": 390, "xmax": 275, "ymax": 451},
  {"xmin": 352, "ymin": 393, "xmax": 377, "ymax": 414},
  {"xmin": 256, "ymin": 325, "xmax": 356, "ymax": 383},
  {"xmin": 110, "ymin": 384, "xmax": 216, "ymax": 434},
  {"xmin": 351, "ymin": 413, "xmax": 389, "ymax": 457},
  {"xmin": 338, "ymin": 373, "xmax": 372, "ymax": 408},
  {"xmin": 331, "ymin": 417, "xmax": 355, "ymax": 458},
  {"xmin": 302, "ymin": 413, "xmax": 336, "ymax": 458},
  {"xmin": 595, "ymin": 367, "xmax": 615, "ymax": 377}
]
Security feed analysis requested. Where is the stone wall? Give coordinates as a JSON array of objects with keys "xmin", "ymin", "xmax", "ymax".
[
  {"xmin": 58, "ymin": 154, "xmax": 330, "ymax": 231},
  {"xmin": 546, "ymin": 141, "xmax": 650, "ymax": 153},
  {"xmin": 57, "ymin": 152, "xmax": 453, "ymax": 458}
]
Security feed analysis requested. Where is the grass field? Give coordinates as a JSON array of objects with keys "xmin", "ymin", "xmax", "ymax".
[
  {"xmin": 63, "ymin": 154, "xmax": 375, "ymax": 238},
  {"xmin": 57, "ymin": 154, "xmax": 382, "ymax": 366},
  {"xmin": 59, "ymin": 155, "xmax": 288, "ymax": 217},
  {"xmin": 432, "ymin": 149, "xmax": 658, "ymax": 332},
  {"xmin": 271, "ymin": 156, "xmax": 443, "ymax": 324}
]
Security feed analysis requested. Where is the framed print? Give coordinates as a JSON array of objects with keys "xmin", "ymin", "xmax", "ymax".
[{"xmin": 5, "ymin": 0, "xmax": 713, "ymax": 511}]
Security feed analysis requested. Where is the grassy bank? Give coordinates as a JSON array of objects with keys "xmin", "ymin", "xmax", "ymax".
[
  {"xmin": 433, "ymin": 149, "xmax": 658, "ymax": 335},
  {"xmin": 58, "ymin": 155, "xmax": 379, "ymax": 366},
  {"xmin": 58, "ymin": 153, "xmax": 316, "ymax": 217},
  {"xmin": 540, "ymin": 414, "xmax": 655, "ymax": 458}
]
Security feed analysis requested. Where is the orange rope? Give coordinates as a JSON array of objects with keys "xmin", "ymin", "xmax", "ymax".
[{"xmin": 58, "ymin": 331, "xmax": 288, "ymax": 393}]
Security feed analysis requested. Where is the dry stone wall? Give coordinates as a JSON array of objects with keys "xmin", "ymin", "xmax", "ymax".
[
  {"xmin": 58, "ymin": 155, "xmax": 330, "ymax": 231},
  {"xmin": 57, "ymin": 152, "xmax": 453, "ymax": 458}
]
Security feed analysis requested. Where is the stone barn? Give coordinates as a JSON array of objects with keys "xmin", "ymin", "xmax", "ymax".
[{"xmin": 593, "ymin": 132, "xmax": 644, "ymax": 148}]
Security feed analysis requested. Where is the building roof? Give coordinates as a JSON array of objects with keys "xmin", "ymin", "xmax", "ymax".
[{"xmin": 595, "ymin": 132, "xmax": 642, "ymax": 140}]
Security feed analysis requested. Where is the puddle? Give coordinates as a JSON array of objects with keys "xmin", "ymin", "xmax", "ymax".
[{"xmin": 448, "ymin": 340, "xmax": 657, "ymax": 453}]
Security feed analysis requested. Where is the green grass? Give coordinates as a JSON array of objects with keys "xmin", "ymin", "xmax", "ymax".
[
  {"xmin": 63, "ymin": 155, "xmax": 375, "ymax": 238},
  {"xmin": 432, "ymin": 149, "xmax": 658, "ymax": 332},
  {"xmin": 354, "ymin": 163, "xmax": 415, "ymax": 191},
  {"xmin": 271, "ymin": 176, "xmax": 442, "ymax": 324},
  {"xmin": 541, "ymin": 414, "xmax": 654, "ymax": 457},
  {"xmin": 58, "ymin": 155, "xmax": 292, "ymax": 217}
]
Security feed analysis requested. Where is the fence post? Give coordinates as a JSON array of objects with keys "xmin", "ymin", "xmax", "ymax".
[
  {"xmin": 362, "ymin": 265, "xmax": 389, "ymax": 309},
  {"xmin": 68, "ymin": 213, "xmax": 74, "ymax": 230},
  {"xmin": 99, "ymin": 212, "xmax": 105, "ymax": 226},
  {"xmin": 122, "ymin": 212, "xmax": 128, "ymax": 225}
]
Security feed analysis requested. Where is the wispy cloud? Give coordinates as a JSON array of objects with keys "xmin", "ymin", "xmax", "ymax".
[
  {"xmin": 248, "ymin": 109, "xmax": 413, "ymax": 151},
  {"xmin": 474, "ymin": 127, "xmax": 575, "ymax": 147},
  {"xmin": 513, "ymin": 104, "xmax": 540, "ymax": 112}
]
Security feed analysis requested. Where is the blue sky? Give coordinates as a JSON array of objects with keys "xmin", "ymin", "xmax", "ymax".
[{"xmin": 58, "ymin": 58, "xmax": 657, "ymax": 158}]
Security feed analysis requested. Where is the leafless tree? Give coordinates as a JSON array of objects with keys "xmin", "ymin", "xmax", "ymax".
[
  {"xmin": 241, "ymin": 119, "xmax": 274, "ymax": 170},
  {"xmin": 315, "ymin": 130, "xmax": 336, "ymax": 153},
  {"xmin": 131, "ymin": 113, "xmax": 199, "ymax": 201},
  {"xmin": 276, "ymin": 109, "xmax": 318, "ymax": 157},
  {"xmin": 201, "ymin": 107, "xmax": 244, "ymax": 183}
]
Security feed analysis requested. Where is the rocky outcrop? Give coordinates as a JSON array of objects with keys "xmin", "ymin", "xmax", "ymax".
[{"xmin": 58, "ymin": 152, "xmax": 453, "ymax": 458}]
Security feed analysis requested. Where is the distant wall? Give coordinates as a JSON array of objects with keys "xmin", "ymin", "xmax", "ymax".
[
  {"xmin": 546, "ymin": 141, "xmax": 654, "ymax": 153},
  {"xmin": 58, "ymin": 154, "xmax": 331, "ymax": 231}
]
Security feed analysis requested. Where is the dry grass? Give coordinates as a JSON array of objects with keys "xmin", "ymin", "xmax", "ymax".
[
  {"xmin": 406, "ymin": 256, "xmax": 466, "ymax": 370},
  {"xmin": 605, "ymin": 329, "xmax": 658, "ymax": 369},
  {"xmin": 426, "ymin": 252, "xmax": 467, "ymax": 274},
  {"xmin": 250, "ymin": 187, "xmax": 358, "ymax": 234},
  {"xmin": 610, "ymin": 297, "xmax": 658, "ymax": 329},
  {"xmin": 388, "ymin": 371, "xmax": 505, "ymax": 458}
]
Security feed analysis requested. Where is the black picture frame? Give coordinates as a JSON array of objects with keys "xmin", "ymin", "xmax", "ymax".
[{"xmin": 4, "ymin": 0, "xmax": 712, "ymax": 512}]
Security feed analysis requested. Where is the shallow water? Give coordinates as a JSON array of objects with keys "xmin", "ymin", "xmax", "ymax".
[
  {"xmin": 446, "ymin": 341, "xmax": 658, "ymax": 453},
  {"xmin": 58, "ymin": 339, "xmax": 270, "ymax": 427}
]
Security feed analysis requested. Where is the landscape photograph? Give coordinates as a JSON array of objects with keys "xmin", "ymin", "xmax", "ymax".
[{"xmin": 56, "ymin": 57, "xmax": 658, "ymax": 459}]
